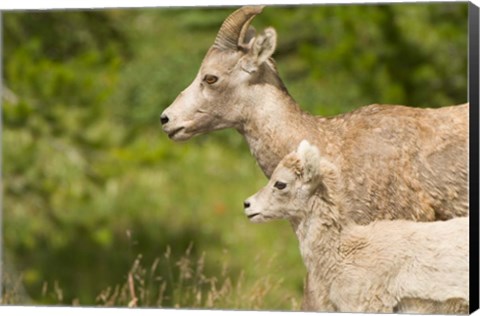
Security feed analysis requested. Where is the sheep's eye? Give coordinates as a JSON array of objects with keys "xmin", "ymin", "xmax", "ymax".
[
  {"xmin": 204, "ymin": 75, "xmax": 218, "ymax": 85},
  {"xmin": 274, "ymin": 181, "xmax": 287, "ymax": 190}
]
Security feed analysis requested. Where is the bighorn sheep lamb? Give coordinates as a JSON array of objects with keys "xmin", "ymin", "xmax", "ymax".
[
  {"xmin": 243, "ymin": 140, "xmax": 469, "ymax": 313},
  {"xmin": 160, "ymin": 6, "xmax": 468, "ymax": 223}
]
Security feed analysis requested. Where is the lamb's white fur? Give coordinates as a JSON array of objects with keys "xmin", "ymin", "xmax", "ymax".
[{"xmin": 244, "ymin": 140, "xmax": 469, "ymax": 313}]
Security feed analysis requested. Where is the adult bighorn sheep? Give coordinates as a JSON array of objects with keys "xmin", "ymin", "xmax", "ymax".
[
  {"xmin": 160, "ymin": 6, "xmax": 468, "ymax": 224},
  {"xmin": 244, "ymin": 140, "xmax": 469, "ymax": 313}
]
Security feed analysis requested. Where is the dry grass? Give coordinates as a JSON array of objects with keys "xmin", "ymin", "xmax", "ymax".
[
  {"xmin": 2, "ymin": 245, "xmax": 300, "ymax": 311},
  {"xmin": 96, "ymin": 244, "xmax": 299, "ymax": 310}
]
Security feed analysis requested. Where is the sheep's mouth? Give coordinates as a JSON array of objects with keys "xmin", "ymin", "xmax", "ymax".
[
  {"xmin": 167, "ymin": 127, "xmax": 185, "ymax": 139},
  {"xmin": 247, "ymin": 213, "xmax": 260, "ymax": 219}
]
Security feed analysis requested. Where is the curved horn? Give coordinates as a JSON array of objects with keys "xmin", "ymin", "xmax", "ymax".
[{"xmin": 214, "ymin": 6, "xmax": 264, "ymax": 50}]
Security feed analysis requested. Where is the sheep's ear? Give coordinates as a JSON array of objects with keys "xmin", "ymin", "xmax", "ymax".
[
  {"xmin": 241, "ymin": 27, "xmax": 277, "ymax": 73},
  {"xmin": 297, "ymin": 140, "xmax": 321, "ymax": 183},
  {"xmin": 252, "ymin": 27, "xmax": 276, "ymax": 63}
]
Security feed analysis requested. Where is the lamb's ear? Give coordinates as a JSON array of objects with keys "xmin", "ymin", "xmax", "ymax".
[
  {"xmin": 241, "ymin": 27, "xmax": 277, "ymax": 73},
  {"xmin": 297, "ymin": 140, "xmax": 321, "ymax": 183},
  {"xmin": 317, "ymin": 158, "xmax": 339, "ymax": 194}
]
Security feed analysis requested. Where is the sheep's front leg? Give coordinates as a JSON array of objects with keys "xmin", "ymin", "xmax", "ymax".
[
  {"xmin": 330, "ymin": 273, "xmax": 396, "ymax": 313},
  {"xmin": 333, "ymin": 296, "xmax": 394, "ymax": 314},
  {"xmin": 302, "ymin": 273, "xmax": 337, "ymax": 312}
]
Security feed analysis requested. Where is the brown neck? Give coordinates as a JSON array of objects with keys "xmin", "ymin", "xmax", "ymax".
[{"xmin": 237, "ymin": 86, "xmax": 324, "ymax": 178}]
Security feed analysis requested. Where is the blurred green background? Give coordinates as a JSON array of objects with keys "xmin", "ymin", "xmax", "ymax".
[{"xmin": 2, "ymin": 3, "xmax": 468, "ymax": 309}]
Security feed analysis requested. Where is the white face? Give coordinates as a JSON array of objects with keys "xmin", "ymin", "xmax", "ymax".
[
  {"xmin": 160, "ymin": 49, "xmax": 250, "ymax": 141},
  {"xmin": 160, "ymin": 25, "xmax": 278, "ymax": 141},
  {"xmin": 244, "ymin": 153, "xmax": 311, "ymax": 223}
]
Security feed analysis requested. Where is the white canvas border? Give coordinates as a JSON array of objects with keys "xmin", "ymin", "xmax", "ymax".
[
  {"xmin": 0, "ymin": 1, "xmax": 477, "ymax": 316},
  {"xmin": 0, "ymin": 0, "xmax": 476, "ymax": 10}
]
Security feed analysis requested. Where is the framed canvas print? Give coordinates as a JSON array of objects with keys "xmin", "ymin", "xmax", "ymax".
[{"xmin": 0, "ymin": 0, "xmax": 478, "ymax": 315}]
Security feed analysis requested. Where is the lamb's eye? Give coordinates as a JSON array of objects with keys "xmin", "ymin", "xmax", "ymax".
[
  {"xmin": 204, "ymin": 75, "xmax": 218, "ymax": 85},
  {"xmin": 274, "ymin": 181, "xmax": 287, "ymax": 190}
]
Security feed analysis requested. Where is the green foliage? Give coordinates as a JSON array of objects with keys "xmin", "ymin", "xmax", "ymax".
[
  {"xmin": 261, "ymin": 3, "xmax": 468, "ymax": 114},
  {"xmin": 2, "ymin": 3, "xmax": 468, "ymax": 309}
]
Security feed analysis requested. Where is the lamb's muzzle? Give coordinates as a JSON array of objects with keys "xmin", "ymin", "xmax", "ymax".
[{"xmin": 243, "ymin": 199, "xmax": 258, "ymax": 219}]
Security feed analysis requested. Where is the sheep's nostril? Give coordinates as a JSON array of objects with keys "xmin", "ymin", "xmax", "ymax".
[
  {"xmin": 243, "ymin": 201, "xmax": 250, "ymax": 209},
  {"xmin": 160, "ymin": 114, "xmax": 169, "ymax": 125}
]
